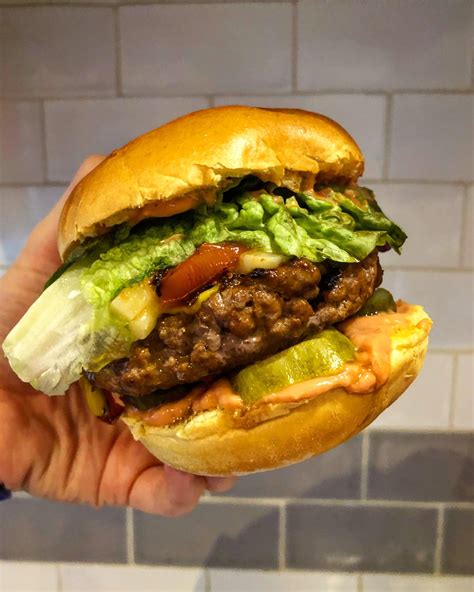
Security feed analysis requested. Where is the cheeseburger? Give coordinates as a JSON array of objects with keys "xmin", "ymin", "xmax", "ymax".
[{"xmin": 3, "ymin": 106, "xmax": 432, "ymax": 476}]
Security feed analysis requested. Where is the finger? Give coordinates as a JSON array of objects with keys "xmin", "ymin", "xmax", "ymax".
[
  {"xmin": 37, "ymin": 154, "xmax": 106, "ymax": 237},
  {"xmin": 205, "ymin": 476, "xmax": 238, "ymax": 493},
  {"xmin": 128, "ymin": 464, "xmax": 206, "ymax": 517}
]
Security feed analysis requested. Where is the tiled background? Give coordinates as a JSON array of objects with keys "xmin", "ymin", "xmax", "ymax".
[{"xmin": 0, "ymin": 0, "xmax": 473, "ymax": 590}]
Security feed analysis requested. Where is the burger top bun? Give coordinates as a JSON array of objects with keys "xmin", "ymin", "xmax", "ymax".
[
  {"xmin": 122, "ymin": 305, "xmax": 431, "ymax": 476},
  {"xmin": 58, "ymin": 106, "xmax": 364, "ymax": 259}
]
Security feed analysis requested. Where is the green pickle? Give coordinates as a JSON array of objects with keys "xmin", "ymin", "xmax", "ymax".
[
  {"xmin": 356, "ymin": 288, "xmax": 396, "ymax": 317},
  {"xmin": 232, "ymin": 329, "xmax": 356, "ymax": 403}
]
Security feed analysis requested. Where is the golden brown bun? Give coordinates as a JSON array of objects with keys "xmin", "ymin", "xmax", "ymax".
[
  {"xmin": 122, "ymin": 306, "xmax": 431, "ymax": 476},
  {"xmin": 59, "ymin": 106, "xmax": 363, "ymax": 259}
]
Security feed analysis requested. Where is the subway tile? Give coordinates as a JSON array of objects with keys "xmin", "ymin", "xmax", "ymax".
[
  {"xmin": 370, "ymin": 353, "xmax": 453, "ymax": 430},
  {"xmin": 363, "ymin": 574, "xmax": 474, "ymax": 592},
  {"xmin": 0, "ymin": 101, "xmax": 44, "ymax": 183},
  {"xmin": 0, "ymin": 498, "xmax": 126, "ymax": 562},
  {"xmin": 286, "ymin": 503, "xmax": 437, "ymax": 572},
  {"xmin": 0, "ymin": 561, "xmax": 59, "ymax": 592},
  {"xmin": 222, "ymin": 435, "xmax": 361, "ymax": 499},
  {"xmin": 371, "ymin": 183, "xmax": 464, "ymax": 269},
  {"xmin": 134, "ymin": 503, "xmax": 279, "ymax": 568},
  {"xmin": 214, "ymin": 95, "xmax": 386, "ymax": 179},
  {"xmin": 120, "ymin": 4, "xmax": 291, "ymax": 95},
  {"xmin": 210, "ymin": 569, "xmax": 358, "ymax": 592},
  {"xmin": 452, "ymin": 353, "xmax": 474, "ymax": 430},
  {"xmin": 442, "ymin": 508, "xmax": 474, "ymax": 575},
  {"xmin": 60, "ymin": 564, "xmax": 205, "ymax": 592},
  {"xmin": 297, "ymin": 0, "xmax": 472, "ymax": 91},
  {"xmin": 0, "ymin": 7, "xmax": 116, "ymax": 98},
  {"xmin": 44, "ymin": 97, "xmax": 209, "ymax": 182},
  {"xmin": 463, "ymin": 186, "xmax": 473, "ymax": 268},
  {"xmin": 382, "ymin": 269, "xmax": 473, "ymax": 349},
  {"xmin": 0, "ymin": 186, "xmax": 64, "ymax": 265},
  {"xmin": 389, "ymin": 95, "xmax": 474, "ymax": 182},
  {"xmin": 298, "ymin": 0, "xmax": 471, "ymax": 90},
  {"xmin": 367, "ymin": 432, "xmax": 474, "ymax": 502}
]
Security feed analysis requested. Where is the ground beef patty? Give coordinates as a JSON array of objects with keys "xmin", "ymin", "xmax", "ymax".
[{"xmin": 93, "ymin": 252, "xmax": 382, "ymax": 396}]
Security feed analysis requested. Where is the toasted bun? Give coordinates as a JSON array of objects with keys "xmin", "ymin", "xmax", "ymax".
[
  {"xmin": 59, "ymin": 106, "xmax": 363, "ymax": 259},
  {"xmin": 122, "ymin": 306, "xmax": 431, "ymax": 476}
]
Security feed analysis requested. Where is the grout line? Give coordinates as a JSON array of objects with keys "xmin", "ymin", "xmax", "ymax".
[
  {"xmin": 278, "ymin": 502, "xmax": 287, "ymax": 569},
  {"xmin": 0, "ymin": 182, "xmax": 69, "ymax": 188},
  {"xmin": 208, "ymin": 96, "xmax": 216, "ymax": 108},
  {"xmin": 448, "ymin": 354, "xmax": 459, "ymax": 429},
  {"xmin": 360, "ymin": 431, "xmax": 370, "ymax": 500},
  {"xmin": 369, "ymin": 426, "xmax": 474, "ymax": 434},
  {"xmin": 39, "ymin": 100, "xmax": 49, "ymax": 183},
  {"xmin": 2, "ymin": 89, "xmax": 474, "ymax": 101},
  {"xmin": 204, "ymin": 568, "xmax": 211, "ymax": 592},
  {"xmin": 381, "ymin": 265, "xmax": 474, "ymax": 273},
  {"xmin": 423, "ymin": 347, "xmax": 474, "ymax": 356},
  {"xmin": 382, "ymin": 94, "xmax": 393, "ymax": 179},
  {"xmin": 203, "ymin": 496, "xmax": 282, "ymax": 507},
  {"xmin": 433, "ymin": 504, "xmax": 445, "ymax": 574},
  {"xmin": 204, "ymin": 496, "xmax": 474, "ymax": 509},
  {"xmin": 291, "ymin": 0, "xmax": 298, "ymax": 92},
  {"xmin": 364, "ymin": 179, "xmax": 471, "ymax": 187},
  {"xmin": 458, "ymin": 185, "xmax": 471, "ymax": 269},
  {"xmin": 126, "ymin": 507, "xmax": 135, "ymax": 564},
  {"xmin": 357, "ymin": 573, "xmax": 364, "ymax": 592},
  {"xmin": 56, "ymin": 564, "xmax": 63, "ymax": 592},
  {"xmin": 114, "ymin": 6, "xmax": 123, "ymax": 97}
]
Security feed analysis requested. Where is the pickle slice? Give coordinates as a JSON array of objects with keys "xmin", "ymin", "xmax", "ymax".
[
  {"xmin": 232, "ymin": 329, "xmax": 355, "ymax": 403},
  {"xmin": 357, "ymin": 288, "xmax": 396, "ymax": 317}
]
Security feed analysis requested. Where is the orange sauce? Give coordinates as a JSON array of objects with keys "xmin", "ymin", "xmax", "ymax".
[
  {"xmin": 125, "ymin": 386, "xmax": 205, "ymax": 428},
  {"xmin": 125, "ymin": 302, "xmax": 429, "ymax": 426},
  {"xmin": 127, "ymin": 195, "xmax": 201, "ymax": 225},
  {"xmin": 192, "ymin": 378, "xmax": 244, "ymax": 412}
]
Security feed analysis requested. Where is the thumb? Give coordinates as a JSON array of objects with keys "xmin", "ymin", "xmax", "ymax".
[
  {"xmin": 20, "ymin": 155, "xmax": 106, "ymax": 270},
  {"xmin": 128, "ymin": 465, "xmax": 206, "ymax": 516}
]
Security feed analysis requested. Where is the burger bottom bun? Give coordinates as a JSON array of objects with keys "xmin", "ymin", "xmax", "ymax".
[{"xmin": 122, "ymin": 306, "xmax": 431, "ymax": 476}]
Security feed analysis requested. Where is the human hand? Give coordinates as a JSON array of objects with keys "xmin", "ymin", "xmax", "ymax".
[{"xmin": 0, "ymin": 156, "xmax": 236, "ymax": 515}]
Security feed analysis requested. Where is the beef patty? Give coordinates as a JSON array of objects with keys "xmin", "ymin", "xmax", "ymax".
[{"xmin": 93, "ymin": 251, "xmax": 382, "ymax": 397}]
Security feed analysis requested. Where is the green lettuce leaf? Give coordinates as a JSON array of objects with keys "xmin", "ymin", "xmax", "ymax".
[{"xmin": 4, "ymin": 181, "xmax": 406, "ymax": 395}]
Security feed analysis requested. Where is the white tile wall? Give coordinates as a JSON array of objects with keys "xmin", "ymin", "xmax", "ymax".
[
  {"xmin": 44, "ymin": 97, "xmax": 210, "ymax": 182},
  {"xmin": 0, "ymin": 101, "xmax": 44, "ymax": 183},
  {"xmin": 452, "ymin": 353, "xmax": 474, "ymax": 430},
  {"xmin": 363, "ymin": 574, "xmax": 474, "ymax": 592},
  {"xmin": 463, "ymin": 186, "xmax": 474, "ymax": 269},
  {"xmin": 0, "ymin": 1, "xmax": 472, "ymax": 585},
  {"xmin": 210, "ymin": 569, "xmax": 357, "ymax": 592},
  {"xmin": 0, "ymin": 186, "xmax": 64, "ymax": 265},
  {"xmin": 371, "ymin": 353, "xmax": 453, "ymax": 430},
  {"xmin": 389, "ymin": 94, "xmax": 474, "ymax": 181},
  {"xmin": 119, "ymin": 4, "xmax": 292, "ymax": 95},
  {"xmin": 0, "ymin": 7, "xmax": 116, "ymax": 98},
  {"xmin": 371, "ymin": 183, "xmax": 465, "ymax": 268},
  {"xmin": 297, "ymin": 0, "xmax": 472, "ymax": 91},
  {"xmin": 383, "ymin": 269, "xmax": 473, "ymax": 349},
  {"xmin": 60, "ymin": 564, "xmax": 206, "ymax": 592},
  {"xmin": 0, "ymin": 561, "xmax": 59, "ymax": 592},
  {"xmin": 214, "ymin": 94, "xmax": 386, "ymax": 179}
]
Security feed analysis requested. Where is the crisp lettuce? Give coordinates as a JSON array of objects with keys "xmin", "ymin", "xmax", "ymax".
[{"xmin": 2, "ymin": 182, "xmax": 406, "ymax": 395}]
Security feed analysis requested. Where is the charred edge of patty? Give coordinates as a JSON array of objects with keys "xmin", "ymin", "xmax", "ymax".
[{"xmin": 90, "ymin": 252, "xmax": 382, "ymax": 399}]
